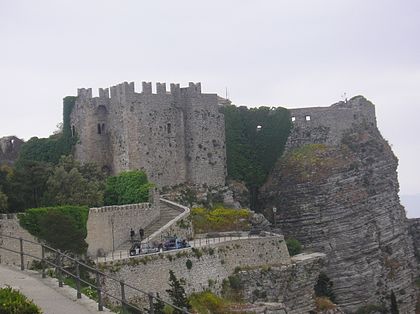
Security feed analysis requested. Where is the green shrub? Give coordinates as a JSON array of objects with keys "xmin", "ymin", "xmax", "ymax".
[
  {"xmin": 188, "ymin": 291, "xmax": 228, "ymax": 314},
  {"xmin": 104, "ymin": 170, "xmax": 154, "ymax": 205},
  {"xmin": 186, "ymin": 259, "xmax": 193, "ymax": 270},
  {"xmin": 286, "ymin": 238, "xmax": 302, "ymax": 256},
  {"xmin": 18, "ymin": 205, "xmax": 89, "ymax": 254},
  {"xmin": 314, "ymin": 272, "xmax": 336, "ymax": 302},
  {"xmin": 191, "ymin": 206, "xmax": 251, "ymax": 233},
  {"xmin": 0, "ymin": 286, "xmax": 42, "ymax": 314}
]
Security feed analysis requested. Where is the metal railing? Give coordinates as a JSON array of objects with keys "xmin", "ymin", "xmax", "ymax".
[
  {"xmin": 98, "ymin": 231, "xmax": 276, "ymax": 263},
  {"xmin": 0, "ymin": 233, "xmax": 190, "ymax": 313}
]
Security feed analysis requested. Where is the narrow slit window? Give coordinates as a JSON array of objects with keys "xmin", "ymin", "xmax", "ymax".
[
  {"xmin": 72, "ymin": 125, "xmax": 76, "ymax": 137},
  {"xmin": 167, "ymin": 123, "xmax": 171, "ymax": 134},
  {"xmin": 97, "ymin": 123, "xmax": 101, "ymax": 134},
  {"xmin": 102, "ymin": 123, "xmax": 105, "ymax": 133}
]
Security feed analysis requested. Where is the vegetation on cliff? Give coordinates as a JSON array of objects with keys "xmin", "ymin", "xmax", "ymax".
[
  {"xmin": 16, "ymin": 96, "xmax": 77, "ymax": 166},
  {"xmin": 191, "ymin": 205, "xmax": 251, "ymax": 233},
  {"xmin": 104, "ymin": 170, "xmax": 153, "ymax": 206},
  {"xmin": 222, "ymin": 104, "xmax": 291, "ymax": 207}
]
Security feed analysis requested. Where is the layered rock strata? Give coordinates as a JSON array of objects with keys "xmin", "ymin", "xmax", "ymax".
[{"xmin": 260, "ymin": 97, "xmax": 417, "ymax": 313}]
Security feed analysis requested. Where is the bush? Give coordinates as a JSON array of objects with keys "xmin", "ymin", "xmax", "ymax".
[
  {"xmin": 186, "ymin": 259, "xmax": 193, "ymax": 270},
  {"xmin": 104, "ymin": 170, "xmax": 154, "ymax": 205},
  {"xmin": 314, "ymin": 272, "xmax": 336, "ymax": 302},
  {"xmin": 188, "ymin": 291, "xmax": 228, "ymax": 314},
  {"xmin": 191, "ymin": 206, "xmax": 251, "ymax": 233},
  {"xmin": 18, "ymin": 205, "xmax": 89, "ymax": 254},
  {"xmin": 0, "ymin": 286, "xmax": 42, "ymax": 314},
  {"xmin": 286, "ymin": 238, "xmax": 302, "ymax": 256},
  {"xmin": 315, "ymin": 297, "xmax": 336, "ymax": 311}
]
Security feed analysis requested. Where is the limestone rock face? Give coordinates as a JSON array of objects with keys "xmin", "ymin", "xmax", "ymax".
[
  {"xmin": 238, "ymin": 253, "xmax": 326, "ymax": 314},
  {"xmin": 260, "ymin": 122, "xmax": 417, "ymax": 312}
]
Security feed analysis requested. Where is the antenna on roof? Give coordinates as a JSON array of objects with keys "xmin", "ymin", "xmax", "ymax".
[{"xmin": 341, "ymin": 92, "xmax": 348, "ymax": 103}]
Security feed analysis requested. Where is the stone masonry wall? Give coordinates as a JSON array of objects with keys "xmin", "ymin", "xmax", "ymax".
[
  {"xmin": 100, "ymin": 236, "xmax": 290, "ymax": 305},
  {"xmin": 71, "ymin": 81, "xmax": 226, "ymax": 187},
  {"xmin": 85, "ymin": 202, "xmax": 160, "ymax": 257},
  {"xmin": 238, "ymin": 253, "xmax": 326, "ymax": 314},
  {"xmin": 287, "ymin": 96, "xmax": 376, "ymax": 148},
  {"xmin": 0, "ymin": 214, "xmax": 40, "ymax": 267}
]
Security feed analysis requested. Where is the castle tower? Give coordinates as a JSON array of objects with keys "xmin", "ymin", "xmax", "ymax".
[{"xmin": 70, "ymin": 81, "xmax": 227, "ymax": 187}]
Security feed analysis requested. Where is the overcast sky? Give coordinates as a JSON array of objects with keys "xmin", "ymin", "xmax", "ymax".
[{"xmin": 0, "ymin": 1, "xmax": 419, "ymax": 200}]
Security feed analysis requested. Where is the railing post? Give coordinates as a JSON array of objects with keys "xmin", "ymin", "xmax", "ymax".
[
  {"xmin": 148, "ymin": 293, "xmax": 155, "ymax": 314},
  {"xmin": 96, "ymin": 269, "xmax": 103, "ymax": 311},
  {"xmin": 120, "ymin": 280, "xmax": 126, "ymax": 313},
  {"xmin": 19, "ymin": 237, "xmax": 24, "ymax": 270},
  {"xmin": 57, "ymin": 250, "xmax": 63, "ymax": 287},
  {"xmin": 41, "ymin": 245, "xmax": 46, "ymax": 278},
  {"xmin": 76, "ymin": 262, "xmax": 82, "ymax": 299}
]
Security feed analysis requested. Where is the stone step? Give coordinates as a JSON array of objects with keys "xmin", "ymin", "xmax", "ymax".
[{"xmin": 116, "ymin": 205, "xmax": 182, "ymax": 251}]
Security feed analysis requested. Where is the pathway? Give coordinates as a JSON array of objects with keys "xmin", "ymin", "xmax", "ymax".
[{"xmin": 0, "ymin": 264, "xmax": 112, "ymax": 314}]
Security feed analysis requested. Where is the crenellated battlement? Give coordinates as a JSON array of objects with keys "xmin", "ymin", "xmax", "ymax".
[
  {"xmin": 89, "ymin": 202, "xmax": 152, "ymax": 214},
  {"xmin": 71, "ymin": 79, "xmax": 226, "ymax": 188},
  {"xmin": 77, "ymin": 88, "xmax": 92, "ymax": 99},
  {"xmin": 0, "ymin": 213, "xmax": 19, "ymax": 220},
  {"xmin": 77, "ymin": 81, "xmax": 204, "ymax": 100}
]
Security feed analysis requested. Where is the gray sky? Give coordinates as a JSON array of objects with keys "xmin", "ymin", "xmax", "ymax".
[{"xmin": 0, "ymin": 0, "xmax": 419, "ymax": 198}]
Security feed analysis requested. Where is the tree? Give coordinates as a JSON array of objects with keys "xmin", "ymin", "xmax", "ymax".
[
  {"xmin": 38, "ymin": 210, "xmax": 88, "ymax": 254},
  {"xmin": 314, "ymin": 273, "xmax": 336, "ymax": 303},
  {"xmin": 104, "ymin": 170, "xmax": 153, "ymax": 205},
  {"xmin": 286, "ymin": 237, "xmax": 302, "ymax": 256},
  {"xmin": 166, "ymin": 270, "xmax": 191, "ymax": 313},
  {"xmin": 0, "ymin": 190, "xmax": 8, "ymax": 212},
  {"xmin": 43, "ymin": 156, "xmax": 105, "ymax": 207},
  {"xmin": 18, "ymin": 205, "xmax": 89, "ymax": 255},
  {"xmin": 7, "ymin": 161, "xmax": 52, "ymax": 211},
  {"xmin": 390, "ymin": 290, "xmax": 399, "ymax": 314}
]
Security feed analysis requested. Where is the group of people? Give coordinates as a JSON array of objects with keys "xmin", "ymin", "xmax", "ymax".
[{"xmin": 130, "ymin": 227, "xmax": 145, "ymax": 241}]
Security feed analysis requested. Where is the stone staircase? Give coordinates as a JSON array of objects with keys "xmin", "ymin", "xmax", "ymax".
[{"xmin": 116, "ymin": 199, "xmax": 185, "ymax": 250}]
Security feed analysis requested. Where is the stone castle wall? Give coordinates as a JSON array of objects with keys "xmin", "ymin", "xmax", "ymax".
[
  {"xmin": 85, "ymin": 201, "xmax": 160, "ymax": 257},
  {"xmin": 71, "ymin": 81, "xmax": 226, "ymax": 187},
  {"xmin": 101, "ymin": 235, "xmax": 291, "ymax": 304},
  {"xmin": 0, "ymin": 136, "xmax": 24, "ymax": 165},
  {"xmin": 0, "ymin": 214, "xmax": 40, "ymax": 266},
  {"xmin": 287, "ymin": 96, "xmax": 377, "ymax": 149}
]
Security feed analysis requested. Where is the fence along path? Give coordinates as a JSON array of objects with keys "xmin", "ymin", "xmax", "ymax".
[
  {"xmin": 0, "ymin": 233, "xmax": 190, "ymax": 314},
  {"xmin": 0, "ymin": 263, "xmax": 112, "ymax": 314}
]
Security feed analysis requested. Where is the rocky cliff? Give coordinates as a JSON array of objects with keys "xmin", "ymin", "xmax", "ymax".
[{"xmin": 260, "ymin": 97, "xmax": 417, "ymax": 313}]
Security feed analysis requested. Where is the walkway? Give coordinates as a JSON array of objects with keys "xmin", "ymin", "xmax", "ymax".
[
  {"xmin": 0, "ymin": 264, "xmax": 112, "ymax": 314},
  {"xmin": 97, "ymin": 233, "xmax": 274, "ymax": 263}
]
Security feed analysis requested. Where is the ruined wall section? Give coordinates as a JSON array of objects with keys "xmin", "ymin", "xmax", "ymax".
[
  {"xmin": 287, "ymin": 96, "xmax": 377, "ymax": 149},
  {"xmin": 0, "ymin": 136, "xmax": 24, "ymax": 165},
  {"xmin": 0, "ymin": 214, "xmax": 40, "ymax": 266},
  {"xmin": 85, "ymin": 200, "xmax": 160, "ymax": 257},
  {"xmin": 180, "ymin": 83, "xmax": 227, "ymax": 186}
]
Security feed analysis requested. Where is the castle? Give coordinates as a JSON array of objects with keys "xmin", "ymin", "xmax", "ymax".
[{"xmin": 70, "ymin": 81, "xmax": 227, "ymax": 187}]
